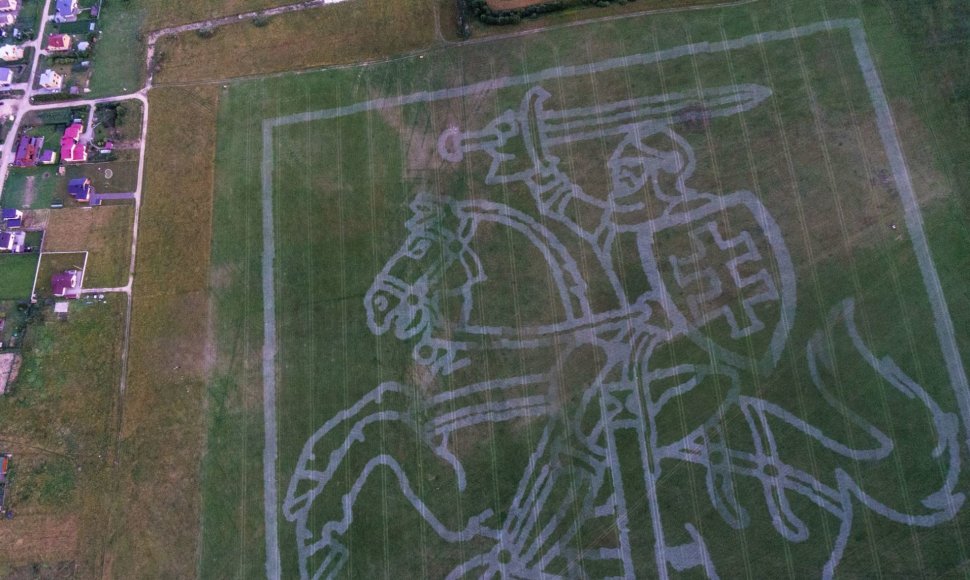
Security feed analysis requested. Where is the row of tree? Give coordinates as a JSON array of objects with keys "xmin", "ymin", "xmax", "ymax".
[{"xmin": 464, "ymin": 0, "xmax": 566, "ymax": 26}]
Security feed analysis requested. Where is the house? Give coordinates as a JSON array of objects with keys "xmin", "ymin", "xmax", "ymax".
[
  {"xmin": 54, "ymin": 0, "xmax": 78, "ymax": 23},
  {"xmin": 51, "ymin": 269, "xmax": 81, "ymax": 298},
  {"xmin": 39, "ymin": 68, "xmax": 62, "ymax": 90},
  {"xmin": 39, "ymin": 149, "xmax": 57, "ymax": 165},
  {"xmin": 0, "ymin": 230, "xmax": 25, "ymax": 253},
  {"xmin": 46, "ymin": 33, "xmax": 71, "ymax": 52},
  {"xmin": 1, "ymin": 208, "xmax": 22, "ymax": 228},
  {"xmin": 0, "ymin": 0, "xmax": 17, "ymax": 12},
  {"xmin": 0, "ymin": 13, "xmax": 14, "ymax": 26},
  {"xmin": 60, "ymin": 121, "xmax": 86, "ymax": 163},
  {"xmin": 0, "ymin": 44, "xmax": 22, "ymax": 61},
  {"xmin": 67, "ymin": 177, "xmax": 92, "ymax": 202},
  {"xmin": 14, "ymin": 134, "xmax": 43, "ymax": 166},
  {"xmin": 0, "ymin": 66, "xmax": 12, "ymax": 85}
]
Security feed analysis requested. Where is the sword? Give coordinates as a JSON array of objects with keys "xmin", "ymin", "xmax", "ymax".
[{"xmin": 438, "ymin": 83, "xmax": 772, "ymax": 178}]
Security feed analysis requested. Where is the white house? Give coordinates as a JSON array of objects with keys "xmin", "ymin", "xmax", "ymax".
[
  {"xmin": 0, "ymin": 231, "xmax": 25, "ymax": 253},
  {"xmin": 0, "ymin": 0, "xmax": 18, "ymax": 13},
  {"xmin": 39, "ymin": 68, "xmax": 62, "ymax": 90},
  {"xmin": 0, "ymin": 67, "xmax": 13, "ymax": 85},
  {"xmin": 0, "ymin": 45, "xmax": 23, "ymax": 62}
]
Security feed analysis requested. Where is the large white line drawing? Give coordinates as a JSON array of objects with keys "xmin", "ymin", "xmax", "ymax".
[{"xmin": 259, "ymin": 18, "xmax": 970, "ymax": 579}]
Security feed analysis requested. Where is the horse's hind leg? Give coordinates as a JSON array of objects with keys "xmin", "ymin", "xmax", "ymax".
[{"xmin": 284, "ymin": 382, "xmax": 500, "ymax": 578}]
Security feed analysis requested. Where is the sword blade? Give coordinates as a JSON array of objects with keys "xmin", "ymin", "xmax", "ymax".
[{"xmin": 542, "ymin": 83, "xmax": 772, "ymax": 147}]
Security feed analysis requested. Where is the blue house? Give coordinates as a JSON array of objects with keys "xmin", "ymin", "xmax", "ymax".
[
  {"xmin": 54, "ymin": 0, "xmax": 79, "ymax": 23},
  {"xmin": 1, "ymin": 208, "xmax": 21, "ymax": 228},
  {"xmin": 67, "ymin": 177, "xmax": 93, "ymax": 203}
]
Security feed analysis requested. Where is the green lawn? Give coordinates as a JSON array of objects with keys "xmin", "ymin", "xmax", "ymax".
[
  {"xmin": 2, "ymin": 168, "xmax": 63, "ymax": 210},
  {"xmin": 205, "ymin": 0, "xmax": 970, "ymax": 577},
  {"xmin": 0, "ymin": 253, "xmax": 40, "ymax": 300},
  {"xmin": 87, "ymin": 1, "xmax": 146, "ymax": 97},
  {"xmin": 14, "ymin": 0, "xmax": 46, "ymax": 38}
]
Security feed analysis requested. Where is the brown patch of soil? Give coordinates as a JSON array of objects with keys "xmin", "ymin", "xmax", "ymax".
[
  {"xmin": 409, "ymin": 363, "xmax": 439, "ymax": 394},
  {"xmin": 0, "ymin": 514, "xmax": 78, "ymax": 565},
  {"xmin": 375, "ymin": 105, "xmax": 444, "ymax": 179},
  {"xmin": 209, "ymin": 263, "xmax": 235, "ymax": 291},
  {"xmin": 21, "ymin": 176, "xmax": 36, "ymax": 209},
  {"xmin": 485, "ymin": 0, "xmax": 548, "ymax": 10}
]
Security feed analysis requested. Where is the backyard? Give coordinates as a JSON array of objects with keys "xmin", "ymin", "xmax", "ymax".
[
  {"xmin": 0, "ymin": 251, "xmax": 40, "ymax": 301},
  {"xmin": 43, "ymin": 205, "xmax": 133, "ymax": 288}
]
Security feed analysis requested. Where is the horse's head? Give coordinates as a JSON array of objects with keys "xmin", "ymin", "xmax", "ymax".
[{"xmin": 365, "ymin": 194, "xmax": 482, "ymax": 342}]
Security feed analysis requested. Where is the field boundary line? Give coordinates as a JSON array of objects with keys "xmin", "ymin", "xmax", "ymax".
[
  {"xmin": 260, "ymin": 120, "xmax": 282, "ymax": 580},
  {"xmin": 848, "ymin": 24, "xmax": 970, "ymax": 449}
]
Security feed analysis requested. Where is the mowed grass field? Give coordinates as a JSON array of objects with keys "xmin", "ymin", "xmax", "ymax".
[{"xmin": 206, "ymin": 0, "xmax": 970, "ymax": 577}]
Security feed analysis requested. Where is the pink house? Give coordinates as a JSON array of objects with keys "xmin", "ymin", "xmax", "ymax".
[
  {"xmin": 51, "ymin": 270, "xmax": 82, "ymax": 299},
  {"xmin": 60, "ymin": 122, "xmax": 86, "ymax": 163}
]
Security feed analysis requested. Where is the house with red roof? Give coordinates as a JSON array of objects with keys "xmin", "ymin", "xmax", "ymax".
[
  {"xmin": 60, "ymin": 122, "xmax": 86, "ymax": 163},
  {"xmin": 14, "ymin": 134, "xmax": 43, "ymax": 166},
  {"xmin": 51, "ymin": 270, "xmax": 82, "ymax": 298},
  {"xmin": 46, "ymin": 33, "xmax": 72, "ymax": 52}
]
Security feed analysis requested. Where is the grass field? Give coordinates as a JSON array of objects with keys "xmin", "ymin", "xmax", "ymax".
[
  {"xmin": 43, "ymin": 206, "xmax": 134, "ymax": 288},
  {"xmin": 152, "ymin": 0, "xmax": 434, "ymax": 85},
  {"xmin": 204, "ymin": 0, "xmax": 970, "ymax": 577},
  {"xmin": 0, "ymin": 296, "xmax": 125, "ymax": 576},
  {"xmin": 104, "ymin": 84, "xmax": 219, "ymax": 578},
  {"xmin": 0, "ymin": 254, "xmax": 40, "ymax": 300},
  {"xmin": 88, "ymin": 1, "xmax": 147, "ymax": 97}
]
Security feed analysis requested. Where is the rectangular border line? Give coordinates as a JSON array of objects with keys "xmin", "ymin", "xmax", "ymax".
[{"xmin": 259, "ymin": 18, "xmax": 970, "ymax": 578}]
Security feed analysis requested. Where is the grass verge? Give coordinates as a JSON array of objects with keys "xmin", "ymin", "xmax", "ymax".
[{"xmin": 106, "ymin": 84, "xmax": 218, "ymax": 578}]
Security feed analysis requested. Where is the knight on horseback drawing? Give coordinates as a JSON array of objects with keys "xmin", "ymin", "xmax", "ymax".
[{"xmin": 283, "ymin": 83, "xmax": 964, "ymax": 579}]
